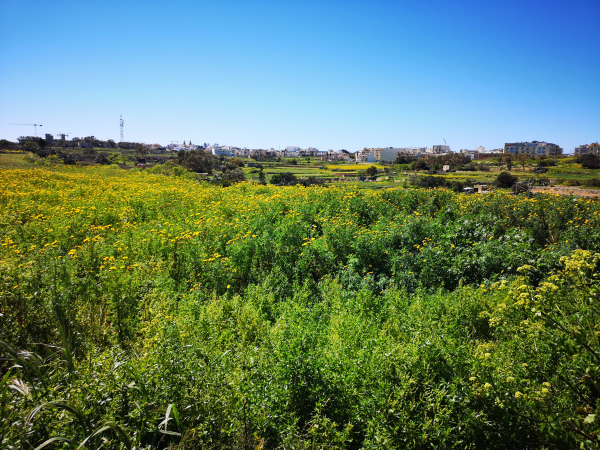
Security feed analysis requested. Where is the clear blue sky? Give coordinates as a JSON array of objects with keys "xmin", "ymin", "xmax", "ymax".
[{"xmin": 1, "ymin": 0, "xmax": 598, "ymax": 152}]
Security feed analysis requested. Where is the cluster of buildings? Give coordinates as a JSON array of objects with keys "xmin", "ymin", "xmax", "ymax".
[
  {"xmin": 574, "ymin": 143, "xmax": 599, "ymax": 155},
  {"xmin": 353, "ymin": 141, "xmax": 572, "ymax": 163},
  {"xmin": 170, "ymin": 143, "xmax": 354, "ymax": 161},
  {"xmin": 355, "ymin": 145, "xmax": 457, "ymax": 162},
  {"xmin": 355, "ymin": 145, "xmax": 503, "ymax": 163},
  {"xmin": 503, "ymin": 141, "xmax": 563, "ymax": 157},
  {"xmin": 33, "ymin": 134, "xmax": 598, "ymax": 162},
  {"xmin": 158, "ymin": 140, "xmax": 594, "ymax": 163}
]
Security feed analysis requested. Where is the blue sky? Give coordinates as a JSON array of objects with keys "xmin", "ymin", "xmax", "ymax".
[{"xmin": 1, "ymin": 0, "xmax": 598, "ymax": 152}]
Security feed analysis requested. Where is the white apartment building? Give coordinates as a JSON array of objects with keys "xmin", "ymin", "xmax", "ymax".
[{"xmin": 503, "ymin": 141, "xmax": 562, "ymax": 157}]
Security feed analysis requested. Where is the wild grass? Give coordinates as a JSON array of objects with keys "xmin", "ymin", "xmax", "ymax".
[{"xmin": 1, "ymin": 165, "xmax": 600, "ymax": 448}]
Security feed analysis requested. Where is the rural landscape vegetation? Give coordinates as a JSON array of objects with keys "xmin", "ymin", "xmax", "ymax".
[
  {"xmin": 1, "ymin": 142, "xmax": 600, "ymax": 448},
  {"xmin": 1, "ymin": 0, "xmax": 599, "ymax": 447}
]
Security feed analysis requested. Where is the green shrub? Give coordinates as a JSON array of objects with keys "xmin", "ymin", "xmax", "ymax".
[{"xmin": 494, "ymin": 171, "xmax": 518, "ymax": 188}]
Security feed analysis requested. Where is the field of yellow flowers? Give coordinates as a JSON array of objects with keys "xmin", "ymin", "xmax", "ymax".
[{"xmin": 1, "ymin": 165, "xmax": 600, "ymax": 448}]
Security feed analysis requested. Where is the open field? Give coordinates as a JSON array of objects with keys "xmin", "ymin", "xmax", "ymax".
[
  {"xmin": 4, "ymin": 151, "xmax": 598, "ymax": 191},
  {"xmin": 1, "ymin": 162, "xmax": 600, "ymax": 448}
]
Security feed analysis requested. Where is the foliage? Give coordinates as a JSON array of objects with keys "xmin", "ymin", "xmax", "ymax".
[
  {"xmin": 135, "ymin": 146, "xmax": 148, "ymax": 158},
  {"xmin": 18, "ymin": 136, "xmax": 49, "ymax": 148},
  {"xmin": 212, "ymin": 168, "xmax": 246, "ymax": 187},
  {"xmin": 0, "ymin": 139, "xmax": 18, "ymax": 150},
  {"xmin": 364, "ymin": 165, "xmax": 378, "ymax": 177},
  {"xmin": 579, "ymin": 154, "xmax": 600, "ymax": 170},
  {"xmin": 495, "ymin": 171, "xmax": 519, "ymax": 188},
  {"xmin": 223, "ymin": 157, "xmax": 245, "ymax": 172},
  {"xmin": 410, "ymin": 175, "xmax": 472, "ymax": 192},
  {"xmin": 2, "ymin": 166, "xmax": 600, "ymax": 448},
  {"xmin": 411, "ymin": 158, "xmax": 429, "ymax": 171},
  {"xmin": 258, "ymin": 168, "xmax": 267, "ymax": 185},
  {"xmin": 298, "ymin": 176, "xmax": 325, "ymax": 187},
  {"xmin": 537, "ymin": 157, "xmax": 556, "ymax": 167},
  {"xmin": 270, "ymin": 172, "xmax": 298, "ymax": 185},
  {"xmin": 583, "ymin": 178, "xmax": 600, "ymax": 188},
  {"xmin": 177, "ymin": 149, "xmax": 215, "ymax": 174},
  {"xmin": 394, "ymin": 155, "xmax": 416, "ymax": 165},
  {"xmin": 22, "ymin": 141, "xmax": 40, "ymax": 153},
  {"xmin": 428, "ymin": 153, "xmax": 471, "ymax": 170}
]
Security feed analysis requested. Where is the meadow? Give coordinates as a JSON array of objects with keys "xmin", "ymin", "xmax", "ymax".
[{"xmin": 1, "ymin": 164, "xmax": 600, "ymax": 448}]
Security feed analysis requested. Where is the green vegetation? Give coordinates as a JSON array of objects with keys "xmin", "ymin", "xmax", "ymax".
[{"xmin": 1, "ymin": 162, "xmax": 600, "ymax": 448}]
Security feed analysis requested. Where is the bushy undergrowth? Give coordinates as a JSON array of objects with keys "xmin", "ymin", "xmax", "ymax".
[{"xmin": 1, "ymin": 166, "xmax": 600, "ymax": 448}]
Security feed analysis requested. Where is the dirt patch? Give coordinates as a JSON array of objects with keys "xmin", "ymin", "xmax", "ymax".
[{"xmin": 531, "ymin": 186, "xmax": 600, "ymax": 198}]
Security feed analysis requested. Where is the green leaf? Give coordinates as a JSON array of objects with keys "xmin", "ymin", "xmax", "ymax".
[{"xmin": 34, "ymin": 436, "xmax": 77, "ymax": 450}]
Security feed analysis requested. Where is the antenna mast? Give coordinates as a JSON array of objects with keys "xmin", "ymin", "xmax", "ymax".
[{"xmin": 119, "ymin": 115, "xmax": 124, "ymax": 142}]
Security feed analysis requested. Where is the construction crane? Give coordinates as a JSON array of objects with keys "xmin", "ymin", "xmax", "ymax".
[
  {"xmin": 57, "ymin": 132, "xmax": 72, "ymax": 140},
  {"xmin": 9, "ymin": 123, "xmax": 43, "ymax": 137}
]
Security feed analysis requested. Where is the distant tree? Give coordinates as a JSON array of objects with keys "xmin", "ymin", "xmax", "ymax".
[
  {"xmin": 428, "ymin": 153, "xmax": 470, "ymax": 170},
  {"xmin": 289, "ymin": 159, "xmax": 298, "ymax": 165},
  {"xmin": 258, "ymin": 168, "xmax": 267, "ymax": 185},
  {"xmin": 298, "ymin": 176, "xmax": 325, "ymax": 187},
  {"xmin": 0, "ymin": 139, "xmax": 17, "ymax": 150},
  {"xmin": 178, "ymin": 149, "xmax": 215, "ymax": 174},
  {"xmin": 365, "ymin": 166, "xmax": 378, "ymax": 177},
  {"xmin": 135, "ymin": 146, "xmax": 148, "ymax": 158},
  {"xmin": 394, "ymin": 155, "xmax": 415, "ymax": 165},
  {"xmin": 223, "ymin": 157, "xmax": 244, "ymax": 172},
  {"xmin": 23, "ymin": 140, "xmax": 55, "ymax": 158},
  {"xmin": 495, "ymin": 171, "xmax": 518, "ymax": 188},
  {"xmin": 410, "ymin": 176, "xmax": 448, "ymax": 189},
  {"xmin": 517, "ymin": 153, "xmax": 528, "ymax": 171},
  {"xmin": 83, "ymin": 147, "xmax": 97, "ymax": 159},
  {"xmin": 412, "ymin": 159, "xmax": 429, "ymax": 171},
  {"xmin": 59, "ymin": 152, "xmax": 78, "ymax": 165},
  {"xmin": 503, "ymin": 154, "xmax": 513, "ymax": 171},
  {"xmin": 213, "ymin": 168, "xmax": 246, "ymax": 187},
  {"xmin": 537, "ymin": 157, "xmax": 556, "ymax": 167},
  {"xmin": 22, "ymin": 141, "xmax": 40, "ymax": 153},
  {"xmin": 578, "ymin": 153, "xmax": 599, "ymax": 170},
  {"xmin": 95, "ymin": 152, "xmax": 110, "ymax": 165},
  {"xmin": 270, "ymin": 172, "xmax": 298, "ymax": 186},
  {"xmin": 18, "ymin": 136, "xmax": 48, "ymax": 148}
]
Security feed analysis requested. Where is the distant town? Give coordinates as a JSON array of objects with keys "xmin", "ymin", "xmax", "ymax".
[{"xmin": 3, "ymin": 132, "xmax": 599, "ymax": 163}]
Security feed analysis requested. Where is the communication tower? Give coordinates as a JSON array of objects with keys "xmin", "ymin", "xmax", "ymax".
[{"xmin": 120, "ymin": 115, "xmax": 124, "ymax": 142}]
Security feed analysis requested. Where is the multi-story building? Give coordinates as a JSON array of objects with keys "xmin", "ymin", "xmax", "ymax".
[
  {"xmin": 327, "ymin": 150, "xmax": 353, "ymax": 161},
  {"xmin": 431, "ymin": 145, "xmax": 451, "ymax": 154},
  {"xmin": 574, "ymin": 143, "xmax": 599, "ymax": 155},
  {"xmin": 504, "ymin": 141, "xmax": 562, "ymax": 157},
  {"xmin": 378, "ymin": 147, "xmax": 402, "ymax": 162},
  {"xmin": 355, "ymin": 148, "xmax": 377, "ymax": 163},
  {"xmin": 460, "ymin": 149, "xmax": 478, "ymax": 160}
]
